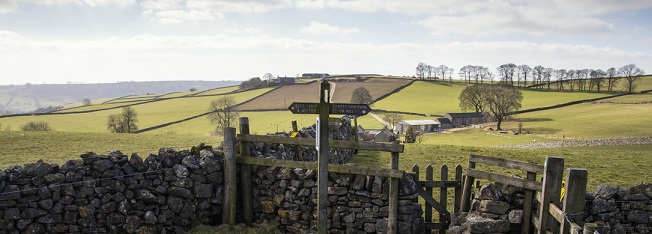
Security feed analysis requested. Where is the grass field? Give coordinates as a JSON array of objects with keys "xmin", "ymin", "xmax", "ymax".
[
  {"xmin": 371, "ymin": 81, "xmax": 610, "ymax": 115},
  {"xmin": 235, "ymin": 79, "xmax": 411, "ymax": 111},
  {"xmin": 194, "ymin": 86, "xmax": 239, "ymax": 96},
  {"xmin": 1, "ymin": 88, "xmax": 273, "ymax": 133},
  {"xmin": 508, "ymin": 102, "xmax": 652, "ymax": 139},
  {"xmin": 599, "ymin": 93, "xmax": 652, "ymax": 103}
]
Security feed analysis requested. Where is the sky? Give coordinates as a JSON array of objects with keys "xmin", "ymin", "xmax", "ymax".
[{"xmin": 1, "ymin": 0, "xmax": 651, "ymax": 85}]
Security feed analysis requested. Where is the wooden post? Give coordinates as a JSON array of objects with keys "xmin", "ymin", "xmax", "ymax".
[
  {"xmin": 317, "ymin": 80, "xmax": 331, "ymax": 234},
  {"xmin": 560, "ymin": 168, "xmax": 588, "ymax": 234},
  {"xmin": 411, "ymin": 165, "xmax": 420, "ymax": 203},
  {"xmin": 454, "ymin": 165, "xmax": 462, "ymax": 213},
  {"xmin": 460, "ymin": 156, "xmax": 476, "ymax": 212},
  {"xmin": 521, "ymin": 171, "xmax": 536, "ymax": 234},
  {"xmin": 537, "ymin": 157, "xmax": 564, "ymax": 234},
  {"xmin": 239, "ymin": 117, "xmax": 253, "ymax": 226},
  {"xmin": 222, "ymin": 127, "xmax": 237, "ymax": 225},
  {"xmin": 291, "ymin": 120, "xmax": 303, "ymax": 161},
  {"xmin": 388, "ymin": 140, "xmax": 400, "ymax": 234},
  {"xmin": 425, "ymin": 164, "xmax": 433, "ymax": 234},
  {"xmin": 440, "ymin": 164, "xmax": 448, "ymax": 233}
]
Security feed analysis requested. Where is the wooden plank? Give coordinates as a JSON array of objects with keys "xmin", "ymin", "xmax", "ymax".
[
  {"xmin": 537, "ymin": 157, "xmax": 564, "ymax": 234},
  {"xmin": 561, "ymin": 168, "xmax": 588, "ymax": 234},
  {"xmin": 521, "ymin": 171, "xmax": 537, "ymax": 234},
  {"xmin": 423, "ymin": 222, "xmax": 450, "ymax": 230},
  {"xmin": 237, "ymin": 134, "xmax": 404, "ymax": 153},
  {"xmin": 549, "ymin": 202, "xmax": 564, "ymax": 223},
  {"xmin": 439, "ymin": 165, "xmax": 448, "ymax": 233},
  {"xmin": 425, "ymin": 164, "xmax": 433, "ymax": 234},
  {"xmin": 416, "ymin": 186, "xmax": 451, "ymax": 222},
  {"xmin": 454, "ymin": 165, "xmax": 462, "ymax": 213},
  {"xmin": 460, "ymin": 158, "xmax": 476, "ymax": 212},
  {"xmin": 239, "ymin": 117, "xmax": 253, "ymax": 226},
  {"xmin": 532, "ymin": 213, "xmax": 540, "ymax": 232},
  {"xmin": 291, "ymin": 120, "xmax": 303, "ymax": 161},
  {"xmin": 467, "ymin": 168, "xmax": 543, "ymax": 191},
  {"xmin": 469, "ymin": 154, "xmax": 545, "ymax": 174},
  {"xmin": 418, "ymin": 180, "xmax": 462, "ymax": 188},
  {"xmin": 222, "ymin": 127, "xmax": 237, "ymax": 225},
  {"xmin": 583, "ymin": 223, "xmax": 597, "ymax": 234},
  {"xmin": 570, "ymin": 223, "xmax": 582, "ymax": 234},
  {"xmin": 236, "ymin": 156, "xmax": 404, "ymax": 178}
]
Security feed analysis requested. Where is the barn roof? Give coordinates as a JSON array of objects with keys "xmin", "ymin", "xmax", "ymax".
[
  {"xmin": 437, "ymin": 118, "xmax": 453, "ymax": 125},
  {"xmin": 398, "ymin": 120, "xmax": 440, "ymax": 125},
  {"xmin": 445, "ymin": 112, "xmax": 486, "ymax": 118}
]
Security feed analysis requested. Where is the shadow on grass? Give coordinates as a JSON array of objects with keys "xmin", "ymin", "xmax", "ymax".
[{"xmin": 517, "ymin": 117, "xmax": 554, "ymax": 122}]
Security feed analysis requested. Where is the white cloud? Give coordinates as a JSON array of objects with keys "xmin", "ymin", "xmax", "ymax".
[
  {"xmin": 1, "ymin": 31, "xmax": 650, "ymax": 85},
  {"xmin": 301, "ymin": 21, "xmax": 360, "ymax": 35},
  {"xmin": 0, "ymin": 0, "xmax": 18, "ymax": 13}
]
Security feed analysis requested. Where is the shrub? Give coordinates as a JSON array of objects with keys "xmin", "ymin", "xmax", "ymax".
[{"xmin": 20, "ymin": 121, "xmax": 53, "ymax": 131}]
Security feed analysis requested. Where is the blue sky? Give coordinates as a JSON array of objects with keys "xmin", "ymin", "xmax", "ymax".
[{"xmin": 1, "ymin": 0, "xmax": 651, "ymax": 85}]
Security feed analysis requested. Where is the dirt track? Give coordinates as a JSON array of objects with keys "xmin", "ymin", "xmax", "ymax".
[{"xmin": 497, "ymin": 137, "xmax": 652, "ymax": 149}]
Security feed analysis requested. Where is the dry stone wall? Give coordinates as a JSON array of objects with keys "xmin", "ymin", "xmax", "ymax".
[
  {"xmin": 0, "ymin": 147, "xmax": 225, "ymax": 234},
  {"xmin": 246, "ymin": 116, "xmax": 356, "ymax": 164},
  {"xmin": 251, "ymin": 160, "xmax": 424, "ymax": 234},
  {"xmin": 448, "ymin": 182, "xmax": 652, "ymax": 234}
]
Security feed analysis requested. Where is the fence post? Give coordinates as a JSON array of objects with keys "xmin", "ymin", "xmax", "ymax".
[
  {"xmin": 222, "ymin": 127, "xmax": 237, "ymax": 225},
  {"xmin": 412, "ymin": 165, "xmax": 420, "ymax": 204},
  {"xmin": 388, "ymin": 140, "xmax": 400, "ymax": 234},
  {"xmin": 537, "ymin": 157, "xmax": 564, "ymax": 234},
  {"xmin": 291, "ymin": 120, "xmax": 303, "ymax": 161},
  {"xmin": 454, "ymin": 165, "xmax": 462, "ymax": 213},
  {"xmin": 460, "ymin": 155, "xmax": 476, "ymax": 212},
  {"xmin": 425, "ymin": 164, "xmax": 433, "ymax": 234},
  {"xmin": 560, "ymin": 168, "xmax": 588, "ymax": 234},
  {"xmin": 239, "ymin": 117, "xmax": 253, "ymax": 226},
  {"xmin": 521, "ymin": 171, "xmax": 537, "ymax": 234},
  {"xmin": 440, "ymin": 164, "xmax": 448, "ymax": 233}
]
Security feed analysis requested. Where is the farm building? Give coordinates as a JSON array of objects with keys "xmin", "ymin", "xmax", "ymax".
[
  {"xmin": 395, "ymin": 120, "xmax": 441, "ymax": 134},
  {"xmin": 361, "ymin": 127, "xmax": 397, "ymax": 143},
  {"xmin": 444, "ymin": 112, "xmax": 489, "ymax": 127},
  {"xmin": 302, "ymin": 73, "xmax": 330, "ymax": 78},
  {"xmin": 437, "ymin": 117, "xmax": 454, "ymax": 129}
]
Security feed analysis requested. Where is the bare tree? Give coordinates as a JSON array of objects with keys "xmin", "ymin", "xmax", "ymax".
[
  {"xmin": 590, "ymin": 69, "xmax": 607, "ymax": 92},
  {"xmin": 482, "ymin": 86, "xmax": 523, "ymax": 130},
  {"xmin": 496, "ymin": 63, "xmax": 516, "ymax": 85},
  {"xmin": 543, "ymin": 67, "xmax": 554, "ymax": 90},
  {"xmin": 263, "ymin": 73, "xmax": 275, "ymax": 82},
  {"xmin": 416, "ymin": 62, "xmax": 428, "ymax": 79},
  {"xmin": 208, "ymin": 96, "xmax": 239, "ymax": 135},
  {"xmin": 459, "ymin": 84, "xmax": 486, "ymax": 112},
  {"xmin": 555, "ymin": 69, "xmax": 567, "ymax": 90},
  {"xmin": 606, "ymin": 67, "xmax": 619, "ymax": 92},
  {"xmin": 351, "ymin": 87, "xmax": 373, "ymax": 104},
  {"xmin": 107, "ymin": 106, "xmax": 139, "ymax": 133},
  {"xmin": 459, "ymin": 65, "xmax": 474, "ymax": 83},
  {"xmin": 619, "ymin": 64, "xmax": 645, "ymax": 93},
  {"xmin": 382, "ymin": 113, "xmax": 403, "ymax": 131},
  {"xmin": 82, "ymin": 98, "xmax": 92, "ymax": 106},
  {"xmin": 516, "ymin": 65, "xmax": 531, "ymax": 87},
  {"xmin": 438, "ymin": 65, "xmax": 449, "ymax": 80},
  {"xmin": 448, "ymin": 68, "xmax": 454, "ymax": 82}
]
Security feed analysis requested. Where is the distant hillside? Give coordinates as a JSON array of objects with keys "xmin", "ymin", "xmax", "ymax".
[{"xmin": 0, "ymin": 81, "xmax": 240, "ymax": 114}]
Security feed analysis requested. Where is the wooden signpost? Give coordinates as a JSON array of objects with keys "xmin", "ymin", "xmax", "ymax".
[{"xmin": 288, "ymin": 80, "xmax": 371, "ymax": 234}]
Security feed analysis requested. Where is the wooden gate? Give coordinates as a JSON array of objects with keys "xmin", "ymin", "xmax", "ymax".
[
  {"xmin": 459, "ymin": 154, "xmax": 588, "ymax": 234},
  {"xmin": 409, "ymin": 164, "xmax": 463, "ymax": 233}
]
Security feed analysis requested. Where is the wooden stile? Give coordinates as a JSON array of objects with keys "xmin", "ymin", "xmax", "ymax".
[{"xmin": 239, "ymin": 118, "xmax": 253, "ymax": 226}]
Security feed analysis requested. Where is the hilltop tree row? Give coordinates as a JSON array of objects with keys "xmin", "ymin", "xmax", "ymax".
[{"xmin": 417, "ymin": 63, "xmax": 646, "ymax": 93}]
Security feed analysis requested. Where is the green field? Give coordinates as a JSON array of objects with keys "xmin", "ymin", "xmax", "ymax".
[
  {"xmin": 194, "ymin": 86, "xmax": 239, "ymax": 96},
  {"xmin": 371, "ymin": 81, "xmax": 611, "ymax": 115},
  {"xmin": 508, "ymin": 102, "xmax": 652, "ymax": 139},
  {"xmin": 600, "ymin": 93, "xmax": 652, "ymax": 103}
]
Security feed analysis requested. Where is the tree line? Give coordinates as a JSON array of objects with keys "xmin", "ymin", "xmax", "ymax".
[{"xmin": 417, "ymin": 63, "xmax": 646, "ymax": 93}]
